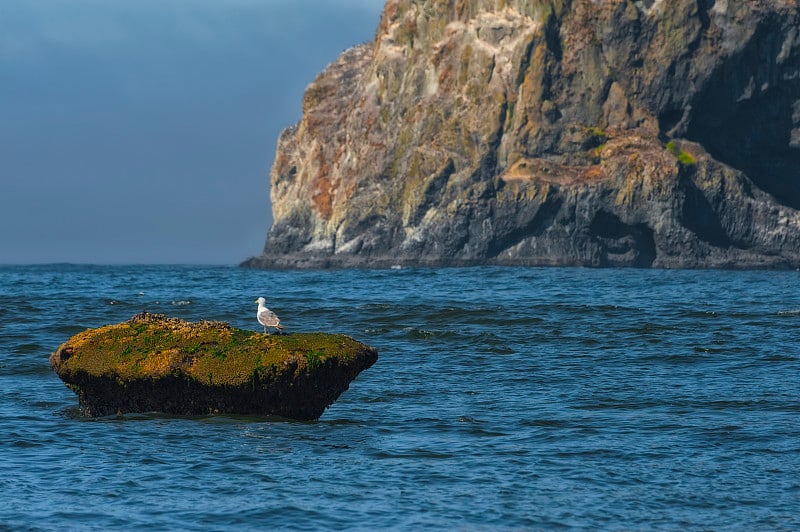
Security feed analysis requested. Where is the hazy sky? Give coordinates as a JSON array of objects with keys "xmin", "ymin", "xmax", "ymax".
[{"xmin": 0, "ymin": 0, "xmax": 383, "ymax": 264}]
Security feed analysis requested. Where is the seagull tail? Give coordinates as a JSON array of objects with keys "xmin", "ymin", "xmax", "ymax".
[{"xmin": 276, "ymin": 324, "xmax": 285, "ymax": 330}]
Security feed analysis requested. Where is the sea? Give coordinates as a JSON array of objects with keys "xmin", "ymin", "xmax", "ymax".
[{"xmin": 0, "ymin": 264, "xmax": 798, "ymax": 530}]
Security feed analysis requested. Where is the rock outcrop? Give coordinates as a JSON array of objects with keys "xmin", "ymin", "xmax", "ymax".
[
  {"xmin": 243, "ymin": 0, "xmax": 800, "ymax": 269},
  {"xmin": 50, "ymin": 312, "xmax": 378, "ymax": 420}
]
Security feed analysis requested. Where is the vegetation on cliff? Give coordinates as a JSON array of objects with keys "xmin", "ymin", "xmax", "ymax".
[{"xmin": 50, "ymin": 312, "xmax": 378, "ymax": 420}]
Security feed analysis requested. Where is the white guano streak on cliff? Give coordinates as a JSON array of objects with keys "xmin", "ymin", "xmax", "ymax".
[
  {"xmin": 645, "ymin": 0, "xmax": 667, "ymax": 17},
  {"xmin": 432, "ymin": 8, "xmax": 540, "ymax": 98},
  {"xmin": 473, "ymin": 9, "xmax": 541, "ymax": 80}
]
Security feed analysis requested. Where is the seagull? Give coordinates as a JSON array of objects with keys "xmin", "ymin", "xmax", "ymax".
[{"xmin": 255, "ymin": 297, "xmax": 284, "ymax": 334}]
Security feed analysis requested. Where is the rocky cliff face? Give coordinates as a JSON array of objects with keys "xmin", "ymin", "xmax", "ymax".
[{"xmin": 244, "ymin": 0, "xmax": 800, "ymax": 269}]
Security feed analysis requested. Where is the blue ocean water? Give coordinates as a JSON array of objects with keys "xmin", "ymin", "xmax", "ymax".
[{"xmin": 0, "ymin": 264, "xmax": 798, "ymax": 530}]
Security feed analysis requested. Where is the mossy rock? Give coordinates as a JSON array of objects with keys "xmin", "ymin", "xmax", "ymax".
[{"xmin": 50, "ymin": 312, "xmax": 378, "ymax": 420}]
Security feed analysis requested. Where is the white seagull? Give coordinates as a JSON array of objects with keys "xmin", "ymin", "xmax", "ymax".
[{"xmin": 255, "ymin": 297, "xmax": 284, "ymax": 334}]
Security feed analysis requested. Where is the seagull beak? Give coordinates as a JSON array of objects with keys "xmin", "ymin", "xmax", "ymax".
[{"xmin": 254, "ymin": 299, "xmax": 258, "ymax": 304}]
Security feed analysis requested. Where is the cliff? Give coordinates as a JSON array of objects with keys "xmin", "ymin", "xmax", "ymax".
[
  {"xmin": 50, "ymin": 312, "xmax": 378, "ymax": 420},
  {"xmin": 243, "ymin": 0, "xmax": 800, "ymax": 269}
]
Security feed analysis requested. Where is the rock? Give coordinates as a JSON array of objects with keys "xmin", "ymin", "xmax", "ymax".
[
  {"xmin": 50, "ymin": 312, "xmax": 378, "ymax": 420},
  {"xmin": 243, "ymin": 0, "xmax": 800, "ymax": 269}
]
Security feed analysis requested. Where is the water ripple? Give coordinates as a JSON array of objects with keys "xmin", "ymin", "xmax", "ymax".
[{"xmin": 1, "ymin": 265, "xmax": 799, "ymax": 530}]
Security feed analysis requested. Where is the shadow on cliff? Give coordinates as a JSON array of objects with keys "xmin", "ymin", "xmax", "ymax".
[{"xmin": 664, "ymin": 16, "xmax": 800, "ymax": 209}]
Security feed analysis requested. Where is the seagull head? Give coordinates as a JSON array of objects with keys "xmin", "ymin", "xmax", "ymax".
[{"xmin": 255, "ymin": 297, "xmax": 266, "ymax": 305}]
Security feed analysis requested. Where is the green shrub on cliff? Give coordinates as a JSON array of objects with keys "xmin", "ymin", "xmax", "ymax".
[{"xmin": 666, "ymin": 141, "xmax": 697, "ymax": 166}]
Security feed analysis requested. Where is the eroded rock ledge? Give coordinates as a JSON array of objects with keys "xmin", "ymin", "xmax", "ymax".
[
  {"xmin": 244, "ymin": 0, "xmax": 800, "ymax": 270},
  {"xmin": 50, "ymin": 312, "xmax": 378, "ymax": 420}
]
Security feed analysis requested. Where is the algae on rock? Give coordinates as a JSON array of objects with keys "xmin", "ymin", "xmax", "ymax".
[{"xmin": 50, "ymin": 312, "xmax": 378, "ymax": 420}]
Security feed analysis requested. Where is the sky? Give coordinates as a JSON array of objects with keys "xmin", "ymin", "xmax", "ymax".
[{"xmin": 0, "ymin": 0, "xmax": 384, "ymax": 264}]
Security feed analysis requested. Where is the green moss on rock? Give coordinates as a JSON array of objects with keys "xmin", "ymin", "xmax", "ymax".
[{"xmin": 50, "ymin": 312, "xmax": 378, "ymax": 420}]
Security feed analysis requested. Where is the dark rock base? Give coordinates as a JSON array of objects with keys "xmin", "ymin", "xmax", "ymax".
[{"xmin": 62, "ymin": 356, "xmax": 370, "ymax": 420}]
